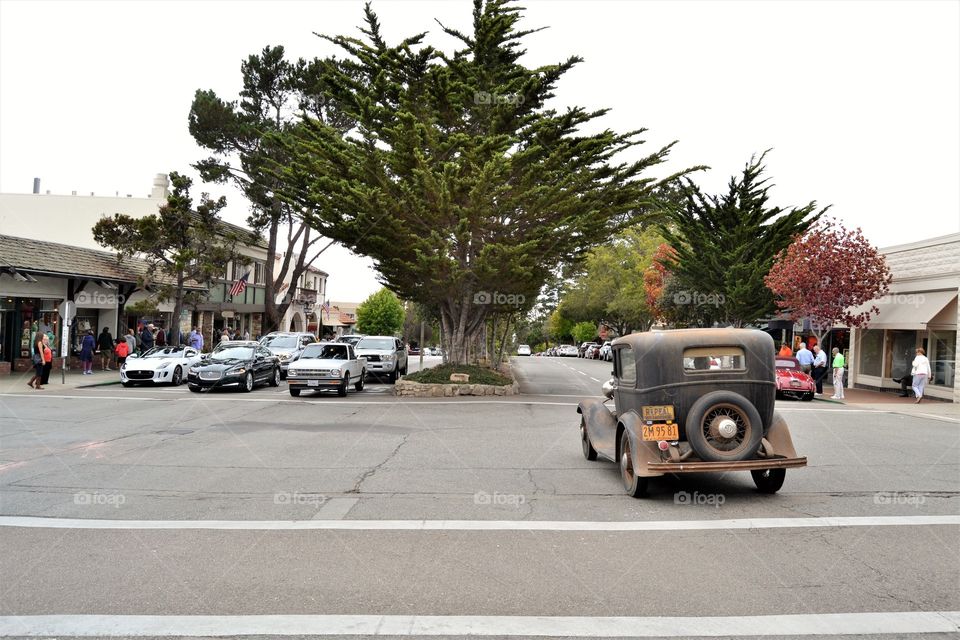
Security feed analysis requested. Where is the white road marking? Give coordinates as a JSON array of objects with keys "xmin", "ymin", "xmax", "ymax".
[
  {"xmin": 2, "ymin": 515, "xmax": 957, "ymax": 531},
  {"xmin": 1, "ymin": 611, "xmax": 957, "ymax": 637},
  {"xmin": 589, "ymin": 377, "xmax": 600, "ymax": 382}
]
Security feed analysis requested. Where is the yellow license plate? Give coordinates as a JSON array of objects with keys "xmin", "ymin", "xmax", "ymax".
[
  {"xmin": 642, "ymin": 405, "xmax": 675, "ymax": 421},
  {"xmin": 642, "ymin": 423, "xmax": 679, "ymax": 441}
]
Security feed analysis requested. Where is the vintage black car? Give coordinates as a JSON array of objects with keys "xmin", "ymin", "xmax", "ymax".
[
  {"xmin": 578, "ymin": 328, "xmax": 806, "ymax": 497},
  {"xmin": 186, "ymin": 341, "xmax": 281, "ymax": 392}
]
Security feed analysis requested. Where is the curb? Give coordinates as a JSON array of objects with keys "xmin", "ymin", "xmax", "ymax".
[{"xmin": 75, "ymin": 380, "xmax": 122, "ymax": 389}]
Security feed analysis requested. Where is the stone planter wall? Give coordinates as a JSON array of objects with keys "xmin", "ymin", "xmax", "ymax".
[{"xmin": 394, "ymin": 379, "xmax": 519, "ymax": 397}]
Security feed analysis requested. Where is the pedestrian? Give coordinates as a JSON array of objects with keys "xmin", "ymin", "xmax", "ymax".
[
  {"xmin": 115, "ymin": 336, "xmax": 129, "ymax": 368},
  {"xmin": 27, "ymin": 334, "xmax": 44, "ymax": 389},
  {"xmin": 155, "ymin": 326, "xmax": 166, "ymax": 347},
  {"xmin": 140, "ymin": 323, "xmax": 156, "ymax": 352},
  {"xmin": 80, "ymin": 329, "xmax": 96, "ymax": 375},
  {"xmin": 243, "ymin": 328, "xmax": 250, "ymax": 341},
  {"xmin": 41, "ymin": 334, "xmax": 53, "ymax": 385},
  {"xmin": 125, "ymin": 328, "xmax": 137, "ymax": 357},
  {"xmin": 97, "ymin": 326, "xmax": 114, "ymax": 371},
  {"xmin": 910, "ymin": 347, "xmax": 932, "ymax": 404},
  {"xmin": 778, "ymin": 343, "xmax": 793, "ymax": 357},
  {"xmin": 811, "ymin": 344, "xmax": 828, "ymax": 395},
  {"xmin": 188, "ymin": 326, "xmax": 204, "ymax": 351},
  {"xmin": 221, "ymin": 328, "xmax": 231, "ymax": 343},
  {"xmin": 796, "ymin": 342, "xmax": 814, "ymax": 374},
  {"xmin": 830, "ymin": 347, "xmax": 846, "ymax": 399}
]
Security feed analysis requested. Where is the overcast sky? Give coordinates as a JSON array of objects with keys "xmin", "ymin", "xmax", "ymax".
[{"xmin": 2, "ymin": 0, "xmax": 958, "ymax": 301}]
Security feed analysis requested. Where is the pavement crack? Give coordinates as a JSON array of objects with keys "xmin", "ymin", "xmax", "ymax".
[{"xmin": 347, "ymin": 433, "xmax": 410, "ymax": 494}]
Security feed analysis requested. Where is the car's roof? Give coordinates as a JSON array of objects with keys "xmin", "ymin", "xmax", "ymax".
[
  {"xmin": 357, "ymin": 335, "xmax": 398, "ymax": 340},
  {"xmin": 217, "ymin": 340, "xmax": 260, "ymax": 347}
]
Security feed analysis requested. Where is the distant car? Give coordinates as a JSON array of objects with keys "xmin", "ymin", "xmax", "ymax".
[
  {"xmin": 121, "ymin": 346, "xmax": 202, "ymax": 387},
  {"xmin": 355, "ymin": 336, "xmax": 408, "ymax": 383},
  {"xmin": 336, "ymin": 334, "xmax": 365, "ymax": 347},
  {"xmin": 517, "ymin": 344, "xmax": 532, "ymax": 356},
  {"xmin": 599, "ymin": 341, "xmax": 612, "ymax": 361},
  {"xmin": 775, "ymin": 356, "xmax": 816, "ymax": 401},
  {"xmin": 259, "ymin": 332, "xmax": 317, "ymax": 379},
  {"xmin": 408, "ymin": 345, "xmax": 421, "ymax": 356},
  {"xmin": 577, "ymin": 342, "xmax": 594, "ymax": 358},
  {"xmin": 560, "ymin": 345, "xmax": 579, "ymax": 357},
  {"xmin": 187, "ymin": 341, "xmax": 281, "ymax": 392},
  {"xmin": 584, "ymin": 344, "xmax": 601, "ymax": 359},
  {"xmin": 287, "ymin": 342, "xmax": 367, "ymax": 397}
]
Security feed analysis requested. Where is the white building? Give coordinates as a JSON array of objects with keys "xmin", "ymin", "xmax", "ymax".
[{"xmin": 848, "ymin": 233, "xmax": 959, "ymax": 403}]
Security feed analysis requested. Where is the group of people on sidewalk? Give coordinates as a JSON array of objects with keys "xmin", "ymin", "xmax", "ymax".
[
  {"xmin": 779, "ymin": 341, "xmax": 847, "ymax": 399},
  {"xmin": 779, "ymin": 340, "xmax": 933, "ymax": 403}
]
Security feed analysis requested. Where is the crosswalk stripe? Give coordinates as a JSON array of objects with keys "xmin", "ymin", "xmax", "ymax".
[{"xmin": 1, "ymin": 612, "xmax": 958, "ymax": 636}]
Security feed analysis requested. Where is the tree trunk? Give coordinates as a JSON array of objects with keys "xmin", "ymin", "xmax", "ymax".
[
  {"xmin": 171, "ymin": 271, "xmax": 185, "ymax": 346},
  {"xmin": 440, "ymin": 293, "xmax": 486, "ymax": 366},
  {"xmin": 263, "ymin": 208, "xmax": 281, "ymax": 334},
  {"xmin": 494, "ymin": 314, "xmax": 513, "ymax": 369}
]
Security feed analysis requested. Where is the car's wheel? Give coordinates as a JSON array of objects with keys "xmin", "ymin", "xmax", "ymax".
[
  {"xmin": 338, "ymin": 374, "xmax": 349, "ymax": 397},
  {"xmin": 684, "ymin": 391, "xmax": 763, "ymax": 462},
  {"xmin": 171, "ymin": 366, "xmax": 182, "ymax": 386},
  {"xmin": 751, "ymin": 468, "xmax": 786, "ymax": 494},
  {"xmin": 269, "ymin": 368, "xmax": 281, "ymax": 387},
  {"xmin": 189, "ymin": 385, "xmax": 200, "ymax": 393},
  {"xmin": 289, "ymin": 388, "xmax": 301, "ymax": 397},
  {"xmin": 242, "ymin": 372, "xmax": 254, "ymax": 393},
  {"xmin": 619, "ymin": 430, "xmax": 648, "ymax": 498},
  {"xmin": 388, "ymin": 369, "xmax": 397, "ymax": 384},
  {"xmin": 580, "ymin": 417, "xmax": 598, "ymax": 461},
  {"xmin": 802, "ymin": 392, "xmax": 814, "ymax": 401},
  {"xmin": 355, "ymin": 371, "xmax": 365, "ymax": 391}
]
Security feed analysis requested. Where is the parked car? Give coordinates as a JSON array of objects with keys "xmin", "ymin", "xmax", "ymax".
[
  {"xmin": 775, "ymin": 356, "xmax": 816, "ymax": 401},
  {"xmin": 599, "ymin": 341, "xmax": 613, "ymax": 361},
  {"xmin": 577, "ymin": 342, "xmax": 595, "ymax": 358},
  {"xmin": 336, "ymin": 334, "xmax": 366, "ymax": 347},
  {"xmin": 408, "ymin": 345, "xmax": 421, "ymax": 356},
  {"xmin": 287, "ymin": 342, "xmax": 367, "ymax": 397},
  {"xmin": 584, "ymin": 344, "xmax": 601, "ymax": 359},
  {"xmin": 517, "ymin": 344, "xmax": 532, "ymax": 356},
  {"xmin": 187, "ymin": 341, "xmax": 281, "ymax": 393},
  {"xmin": 560, "ymin": 344, "xmax": 579, "ymax": 357},
  {"xmin": 259, "ymin": 332, "xmax": 317, "ymax": 379},
  {"xmin": 120, "ymin": 346, "xmax": 202, "ymax": 387},
  {"xmin": 354, "ymin": 336, "xmax": 408, "ymax": 383},
  {"xmin": 578, "ymin": 328, "xmax": 807, "ymax": 497}
]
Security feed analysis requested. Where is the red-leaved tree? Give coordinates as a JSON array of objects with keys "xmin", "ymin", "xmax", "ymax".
[
  {"xmin": 643, "ymin": 243, "xmax": 677, "ymax": 324},
  {"xmin": 765, "ymin": 218, "xmax": 892, "ymax": 343}
]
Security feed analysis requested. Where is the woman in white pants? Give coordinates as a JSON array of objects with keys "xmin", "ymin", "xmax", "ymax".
[{"xmin": 911, "ymin": 348, "xmax": 931, "ymax": 403}]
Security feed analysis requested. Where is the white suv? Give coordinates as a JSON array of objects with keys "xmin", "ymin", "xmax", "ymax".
[
  {"xmin": 517, "ymin": 344, "xmax": 532, "ymax": 356},
  {"xmin": 354, "ymin": 336, "xmax": 408, "ymax": 383}
]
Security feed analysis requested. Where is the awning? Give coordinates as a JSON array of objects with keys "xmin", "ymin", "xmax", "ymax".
[{"xmin": 852, "ymin": 290, "xmax": 957, "ymax": 330}]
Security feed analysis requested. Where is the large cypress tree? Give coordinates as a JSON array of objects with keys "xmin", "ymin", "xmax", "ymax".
[
  {"xmin": 657, "ymin": 152, "xmax": 828, "ymax": 327},
  {"xmin": 270, "ymin": 0, "xmax": 685, "ymax": 364}
]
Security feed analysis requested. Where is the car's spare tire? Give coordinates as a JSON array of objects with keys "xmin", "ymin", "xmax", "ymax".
[{"xmin": 684, "ymin": 391, "xmax": 763, "ymax": 462}]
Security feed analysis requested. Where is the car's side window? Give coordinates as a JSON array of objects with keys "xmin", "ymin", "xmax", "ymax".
[{"xmin": 617, "ymin": 348, "xmax": 637, "ymax": 385}]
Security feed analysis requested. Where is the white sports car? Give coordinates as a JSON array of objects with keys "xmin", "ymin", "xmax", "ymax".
[{"xmin": 121, "ymin": 346, "xmax": 203, "ymax": 387}]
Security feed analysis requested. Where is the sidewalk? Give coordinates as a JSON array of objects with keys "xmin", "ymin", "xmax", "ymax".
[
  {"xmin": 819, "ymin": 383, "xmax": 959, "ymax": 417},
  {"xmin": 0, "ymin": 368, "xmax": 120, "ymax": 394}
]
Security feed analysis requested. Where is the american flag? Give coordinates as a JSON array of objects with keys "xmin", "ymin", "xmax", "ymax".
[
  {"xmin": 229, "ymin": 271, "xmax": 250, "ymax": 297},
  {"xmin": 321, "ymin": 300, "xmax": 331, "ymax": 317}
]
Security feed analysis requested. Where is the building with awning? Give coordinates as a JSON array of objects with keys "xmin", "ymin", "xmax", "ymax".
[{"xmin": 848, "ymin": 233, "xmax": 959, "ymax": 402}]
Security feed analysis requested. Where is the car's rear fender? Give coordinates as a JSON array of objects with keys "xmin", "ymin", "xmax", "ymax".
[
  {"xmin": 577, "ymin": 398, "xmax": 617, "ymax": 459},
  {"xmin": 617, "ymin": 410, "xmax": 664, "ymax": 478},
  {"xmin": 762, "ymin": 410, "xmax": 800, "ymax": 458}
]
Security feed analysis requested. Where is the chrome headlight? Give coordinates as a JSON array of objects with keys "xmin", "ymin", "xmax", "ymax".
[
  {"xmin": 287, "ymin": 369, "xmax": 299, "ymax": 377},
  {"xmin": 330, "ymin": 368, "xmax": 341, "ymax": 377},
  {"xmin": 228, "ymin": 365, "xmax": 247, "ymax": 374},
  {"xmin": 277, "ymin": 353, "xmax": 289, "ymax": 361},
  {"xmin": 383, "ymin": 354, "xmax": 396, "ymax": 362}
]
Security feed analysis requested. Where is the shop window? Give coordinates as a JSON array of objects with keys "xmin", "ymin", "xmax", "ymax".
[
  {"xmin": 885, "ymin": 330, "xmax": 917, "ymax": 380},
  {"xmin": 930, "ymin": 330, "xmax": 956, "ymax": 388},
  {"xmin": 254, "ymin": 262, "xmax": 264, "ymax": 285},
  {"xmin": 857, "ymin": 329, "xmax": 884, "ymax": 377}
]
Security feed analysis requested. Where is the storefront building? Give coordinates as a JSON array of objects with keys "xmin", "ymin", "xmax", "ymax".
[{"xmin": 848, "ymin": 233, "xmax": 959, "ymax": 403}]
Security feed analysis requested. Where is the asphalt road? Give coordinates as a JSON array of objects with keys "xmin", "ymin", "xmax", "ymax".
[{"xmin": 0, "ymin": 354, "xmax": 958, "ymax": 638}]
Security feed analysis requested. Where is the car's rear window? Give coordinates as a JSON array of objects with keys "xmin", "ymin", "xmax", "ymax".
[{"xmin": 683, "ymin": 347, "xmax": 745, "ymax": 372}]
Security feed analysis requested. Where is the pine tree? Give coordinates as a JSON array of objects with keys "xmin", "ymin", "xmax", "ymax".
[{"xmin": 657, "ymin": 153, "xmax": 827, "ymax": 327}]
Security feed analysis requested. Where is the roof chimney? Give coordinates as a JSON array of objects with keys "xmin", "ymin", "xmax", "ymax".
[
  {"xmin": 151, "ymin": 173, "xmax": 170, "ymax": 199},
  {"xmin": 32, "ymin": 178, "xmax": 40, "ymax": 194}
]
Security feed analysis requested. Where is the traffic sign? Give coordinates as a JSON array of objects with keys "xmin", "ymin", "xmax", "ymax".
[{"xmin": 59, "ymin": 300, "xmax": 76, "ymax": 324}]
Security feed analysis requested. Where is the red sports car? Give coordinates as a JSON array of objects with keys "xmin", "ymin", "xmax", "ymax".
[{"xmin": 775, "ymin": 356, "xmax": 815, "ymax": 401}]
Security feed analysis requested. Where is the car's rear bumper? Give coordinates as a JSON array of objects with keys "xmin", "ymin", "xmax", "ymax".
[{"xmin": 647, "ymin": 456, "xmax": 808, "ymax": 474}]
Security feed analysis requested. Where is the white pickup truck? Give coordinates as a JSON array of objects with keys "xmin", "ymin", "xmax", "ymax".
[{"xmin": 285, "ymin": 342, "xmax": 367, "ymax": 397}]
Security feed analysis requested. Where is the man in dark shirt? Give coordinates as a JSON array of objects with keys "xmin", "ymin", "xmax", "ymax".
[{"xmin": 140, "ymin": 323, "xmax": 156, "ymax": 352}]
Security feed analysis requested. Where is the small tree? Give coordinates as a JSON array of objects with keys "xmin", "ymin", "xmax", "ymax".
[
  {"xmin": 571, "ymin": 321, "xmax": 597, "ymax": 344},
  {"xmin": 657, "ymin": 152, "xmax": 827, "ymax": 327},
  {"xmin": 765, "ymin": 218, "xmax": 892, "ymax": 344},
  {"xmin": 356, "ymin": 288, "xmax": 405, "ymax": 336},
  {"xmin": 93, "ymin": 172, "xmax": 245, "ymax": 345}
]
